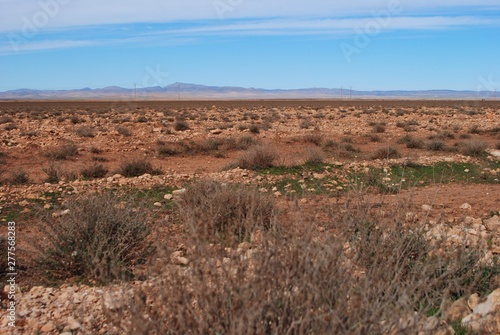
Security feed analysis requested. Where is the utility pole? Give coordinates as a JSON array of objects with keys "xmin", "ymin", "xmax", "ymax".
[
  {"xmin": 350, "ymin": 86, "xmax": 352, "ymax": 100},
  {"xmin": 340, "ymin": 87, "xmax": 343, "ymax": 100},
  {"xmin": 178, "ymin": 83, "xmax": 181, "ymax": 101},
  {"xmin": 134, "ymin": 83, "xmax": 137, "ymax": 100}
]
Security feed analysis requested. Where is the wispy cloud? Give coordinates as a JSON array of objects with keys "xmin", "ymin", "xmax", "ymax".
[
  {"xmin": 148, "ymin": 16, "xmax": 497, "ymax": 37},
  {"xmin": 1, "ymin": 0, "xmax": 500, "ymax": 32},
  {"xmin": 0, "ymin": 0, "xmax": 498, "ymax": 54},
  {"xmin": 0, "ymin": 39, "xmax": 97, "ymax": 55}
]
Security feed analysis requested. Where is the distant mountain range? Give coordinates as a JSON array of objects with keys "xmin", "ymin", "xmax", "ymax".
[{"xmin": 0, "ymin": 83, "xmax": 497, "ymax": 100}]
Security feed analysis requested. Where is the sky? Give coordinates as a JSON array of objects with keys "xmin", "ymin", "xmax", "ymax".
[{"xmin": 0, "ymin": 0, "xmax": 499, "ymax": 92}]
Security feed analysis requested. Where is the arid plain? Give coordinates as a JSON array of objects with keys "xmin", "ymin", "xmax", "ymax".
[{"xmin": 0, "ymin": 100, "xmax": 499, "ymax": 334}]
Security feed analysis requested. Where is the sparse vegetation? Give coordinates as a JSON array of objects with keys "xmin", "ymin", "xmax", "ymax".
[
  {"xmin": 110, "ymin": 194, "xmax": 486, "ymax": 334},
  {"xmin": 371, "ymin": 146, "xmax": 401, "ymax": 159},
  {"xmin": 35, "ymin": 193, "xmax": 151, "ymax": 284},
  {"xmin": 4, "ymin": 123, "xmax": 18, "ymax": 131},
  {"xmin": 75, "ymin": 126, "xmax": 95, "ymax": 138},
  {"xmin": 234, "ymin": 145, "xmax": 277, "ymax": 170},
  {"xmin": 45, "ymin": 143, "xmax": 79, "ymax": 160},
  {"xmin": 427, "ymin": 140, "xmax": 446, "ymax": 151},
  {"xmin": 118, "ymin": 159, "xmax": 162, "ymax": 177},
  {"xmin": 10, "ymin": 170, "xmax": 30, "ymax": 185},
  {"xmin": 116, "ymin": 126, "xmax": 133, "ymax": 136},
  {"xmin": 174, "ymin": 120, "xmax": 190, "ymax": 131},
  {"xmin": 177, "ymin": 180, "xmax": 276, "ymax": 245},
  {"xmin": 81, "ymin": 163, "xmax": 108, "ymax": 179},
  {"xmin": 43, "ymin": 162, "xmax": 62, "ymax": 183},
  {"xmin": 459, "ymin": 140, "xmax": 488, "ymax": 157}
]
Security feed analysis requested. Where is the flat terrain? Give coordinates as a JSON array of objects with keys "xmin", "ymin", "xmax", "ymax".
[{"xmin": 0, "ymin": 100, "xmax": 499, "ymax": 334}]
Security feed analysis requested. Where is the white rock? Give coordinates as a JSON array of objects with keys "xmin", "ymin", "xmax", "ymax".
[
  {"xmin": 460, "ymin": 203, "xmax": 472, "ymax": 210},
  {"xmin": 487, "ymin": 149, "xmax": 500, "ymax": 158},
  {"xmin": 103, "ymin": 291, "xmax": 124, "ymax": 311},
  {"xmin": 164, "ymin": 194, "xmax": 173, "ymax": 200},
  {"xmin": 153, "ymin": 202, "xmax": 162, "ymax": 207},
  {"xmin": 422, "ymin": 204, "xmax": 432, "ymax": 212},
  {"xmin": 67, "ymin": 317, "xmax": 81, "ymax": 330},
  {"xmin": 462, "ymin": 289, "xmax": 500, "ymax": 333},
  {"xmin": 172, "ymin": 188, "xmax": 186, "ymax": 196},
  {"xmin": 484, "ymin": 215, "xmax": 500, "ymax": 231}
]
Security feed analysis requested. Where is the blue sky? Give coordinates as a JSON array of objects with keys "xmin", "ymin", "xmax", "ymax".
[{"xmin": 0, "ymin": 0, "xmax": 499, "ymax": 92}]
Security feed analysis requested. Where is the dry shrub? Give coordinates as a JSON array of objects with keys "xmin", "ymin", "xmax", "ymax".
[
  {"xmin": 10, "ymin": 170, "xmax": 30, "ymax": 185},
  {"xmin": 303, "ymin": 146, "xmax": 325, "ymax": 164},
  {"xmin": 4, "ymin": 123, "xmax": 18, "ymax": 131},
  {"xmin": 427, "ymin": 140, "xmax": 446, "ymax": 151},
  {"xmin": 43, "ymin": 162, "xmax": 62, "ymax": 183},
  {"xmin": 75, "ymin": 126, "xmax": 95, "ymax": 138},
  {"xmin": 109, "ymin": 192, "xmax": 485, "ymax": 335},
  {"xmin": 459, "ymin": 140, "xmax": 488, "ymax": 157},
  {"xmin": 372, "ymin": 124, "xmax": 386, "ymax": 133},
  {"xmin": 118, "ymin": 160, "xmax": 162, "ymax": 177},
  {"xmin": 116, "ymin": 126, "xmax": 133, "ymax": 137},
  {"xmin": 174, "ymin": 120, "xmax": 190, "ymax": 131},
  {"xmin": 235, "ymin": 145, "xmax": 277, "ymax": 170},
  {"xmin": 236, "ymin": 135, "xmax": 258, "ymax": 150},
  {"xmin": 81, "ymin": 163, "xmax": 108, "ymax": 179},
  {"xmin": 301, "ymin": 133, "xmax": 324, "ymax": 146},
  {"xmin": 370, "ymin": 146, "xmax": 401, "ymax": 160},
  {"xmin": 34, "ymin": 193, "xmax": 150, "ymax": 284},
  {"xmin": 177, "ymin": 180, "xmax": 276, "ymax": 245},
  {"xmin": 45, "ymin": 142, "xmax": 79, "ymax": 160},
  {"xmin": 0, "ymin": 116, "xmax": 14, "ymax": 124}
]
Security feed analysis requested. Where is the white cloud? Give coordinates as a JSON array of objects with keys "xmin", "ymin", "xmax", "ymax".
[
  {"xmin": 0, "ymin": 39, "xmax": 97, "ymax": 55},
  {"xmin": 150, "ymin": 16, "xmax": 496, "ymax": 37},
  {"xmin": 0, "ymin": 0, "xmax": 499, "ymax": 32}
]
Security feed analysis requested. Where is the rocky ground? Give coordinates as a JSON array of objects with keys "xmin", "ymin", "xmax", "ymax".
[{"xmin": 0, "ymin": 100, "xmax": 499, "ymax": 334}]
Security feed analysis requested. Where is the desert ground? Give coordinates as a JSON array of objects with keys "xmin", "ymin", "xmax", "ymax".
[{"xmin": 0, "ymin": 100, "xmax": 499, "ymax": 334}]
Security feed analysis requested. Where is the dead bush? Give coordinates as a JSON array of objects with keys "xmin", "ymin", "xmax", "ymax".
[
  {"xmin": 371, "ymin": 146, "xmax": 401, "ymax": 160},
  {"xmin": 234, "ymin": 145, "xmax": 277, "ymax": 170},
  {"xmin": 459, "ymin": 140, "xmax": 488, "ymax": 157},
  {"xmin": 81, "ymin": 163, "xmax": 108, "ymax": 179},
  {"xmin": 372, "ymin": 124, "xmax": 386, "ymax": 133},
  {"xmin": 303, "ymin": 146, "xmax": 325, "ymax": 164},
  {"xmin": 174, "ymin": 120, "xmax": 190, "ymax": 131},
  {"xmin": 34, "ymin": 193, "xmax": 151, "ymax": 284},
  {"xmin": 75, "ymin": 126, "xmax": 95, "ymax": 138},
  {"xmin": 0, "ymin": 116, "xmax": 14, "ymax": 124},
  {"xmin": 116, "ymin": 126, "xmax": 133, "ymax": 137},
  {"xmin": 10, "ymin": 170, "xmax": 30, "ymax": 185},
  {"xmin": 109, "ymin": 196, "xmax": 484, "ymax": 335},
  {"xmin": 301, "ymin": 133, "xmax": 324, "ymax": 146},
  {"xmin": 177, "ymin": 180, "xmax": 276, "ymax": 245},
  {"xmin": 427, "ymin": 140, "xmax": 446, "ymax": 151},
  {"xmin": 4, "ymin": 123, "xmax": 18, "ymax": 131},
  {"xmin": 118, "ymin": 159, "xmax": 162, "ymax": 177},
  {"xmin": 43, "ymin": 162, "xmax": 62, "ymax": 184},
  {"xmin": 45, "ymin": 143, "xmax": 79, "ymax": 160}
]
